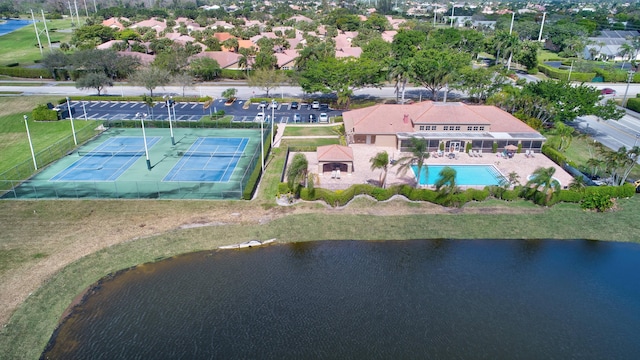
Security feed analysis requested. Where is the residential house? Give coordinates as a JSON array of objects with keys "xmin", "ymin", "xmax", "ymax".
[{"xmin": 342, "ymin": 101, "xmax": 546, "ymax": 152}]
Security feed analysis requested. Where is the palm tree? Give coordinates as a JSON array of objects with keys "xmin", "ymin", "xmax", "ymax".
[
  {"xmin": 286, "ymin": 153, "xmax": 309, "ymax": 195},
  {"xmin": 434, "ymin": 166, "xmax": 458, "ymax": 204},
  {"xmin": 619, "ymin": 43, "xmax": 633, "ymax": 68},
  {"xmin": 395, "ymin": 137, "xmax": 430, "ymax": 188},
  {"xmin": 389, "ymin": 58, "xmax": 412, "ymax": 104},
  {"xmin": 526, "ymin": 166, "xmax": 561, "ymax": 203},
  {"xmin": 369, "ymin": 151, "xmax": 390, "ymax": 188},
  {"xmin": 555, "ymin": 122, "xmax": 575, "ymax": 152}
]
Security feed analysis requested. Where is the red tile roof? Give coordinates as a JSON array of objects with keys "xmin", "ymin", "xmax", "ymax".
[{"xmin": 317, "ymin": 145, "xmax": 354, "ymax": 162}]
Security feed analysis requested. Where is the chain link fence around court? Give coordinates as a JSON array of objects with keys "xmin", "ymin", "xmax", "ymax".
[{"xmin": 1, "ymin": 123, "xmax": 271, "ymax": 200}]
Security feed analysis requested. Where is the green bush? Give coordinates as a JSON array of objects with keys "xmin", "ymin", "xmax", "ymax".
[
  {"xmin": 627, "ymin": 98, "xmax": 640, "ymax": 112},
  {"xmin": 492, "ymin": 142, "xmax": 498, "ymax": 153},
  {"xmin": 557, "ymin": 189, "xmax": 583, "ymax": 203},
  {"xmin": 537, "ymin": 64, "xmax": 596, "ymax": 82},
  {"xmin": 466, "ymin": 188, "xmax": 489, "ymax": 201},
  {"xmin": 5, "ymin": 62, "xmax": 19, "ymax": 67},
  {"xmin": 32, "ymin": 104, "xmax": 60, "ymax": 121},
  {"xmin": 541, "ymin": 144, "xmax": 567, "ymax": 166},
  {"xmin": 219, "ymin": 69, "xmax": 247, "ymax": 80},
  {"xmin": 527, "ymin": 67, "xmax": 538, "ymax": 75},
  {"xmin": 501, "ymin": 189, "xmax": 520, "ymax": 201},
  {"xmin": 581, "ymin": 190, "xmax": 614, "ymax": 212},
  {"xmin": 0, "ymin": 66, "xmax": 52, "ymax": 79},
  {"xmin": 277, "ymin": 182, "xmax": 290, "ymax": 195},
  {"xmin": 242, "ymin": 162, "xmax": 262, "ymax": 200}
]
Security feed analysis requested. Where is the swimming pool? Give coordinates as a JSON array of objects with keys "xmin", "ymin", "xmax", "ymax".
[{"xmin": 411, "ymin": 164, "xmax": 507, "ymax": 186}]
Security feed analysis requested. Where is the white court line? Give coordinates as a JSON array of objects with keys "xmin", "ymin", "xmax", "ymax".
[
  {"xmin": 109, "ymin": 103, "xmax": 118, "ymax": 107},
  {"xmin": 191, "ymin": 103, "xmax": 199, "ymax": 109},
  {"xmin": 100, "ymin": 103, "xmax": 109, "ymax": 107},
  {"xmin": 119, "ymin": 103, "xmax": 128, "ymax": 108}
]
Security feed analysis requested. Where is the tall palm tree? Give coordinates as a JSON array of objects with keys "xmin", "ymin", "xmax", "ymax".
[
  {"xmin": 526, "ymin": 166, "xmax": 560, "ymax": 203},
  {"xmin": 618, "ymin": 43, "xmax": 633, "ymax": 68},
  {"xmin": 395, "ymin": 137, "xmax": 430, "ymax": 188},
  {"xmin": 434, "ymin": 166, "xmax": 458, "ymax": 204},
  {"xmin": 555, "ymin": 122, "xmax": 574, "ymax": 152},
  {"xmin": 369, "ymin": 151, "xmax": 390, "ymax": 188},
  {"xmin": 389, "ymin": 58, "xmax": 412, "ymax": 104},
  {"xmin": 286, "ymin": 153, "xmax": 309, "ymax": 195}
]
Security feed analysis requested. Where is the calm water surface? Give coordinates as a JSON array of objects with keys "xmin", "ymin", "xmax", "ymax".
[
  {"xmin": 0, "ymin": 19, "xmax": 32, "ymax": 36},
  {"xmin": 42, "ymin": 240, "xmax": 640, "ymax": 359}
]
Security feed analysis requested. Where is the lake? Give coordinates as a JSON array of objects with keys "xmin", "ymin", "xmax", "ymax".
[
  {"xmin": 0, "ymin": 19, "xmax": 32, "ymax": 36},
  {"xmin": 42, "ymin": 240, "xmax": 640, "ymax": 359}
]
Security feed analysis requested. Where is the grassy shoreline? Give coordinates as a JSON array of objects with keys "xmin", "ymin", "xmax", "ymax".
[{"xmin": 1, "ymin": 196, "xmax": 640, "ymax": 359}]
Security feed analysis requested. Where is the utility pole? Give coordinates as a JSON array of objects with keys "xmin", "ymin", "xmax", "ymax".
[
  {"xmin": 538, "ymin": 12, "xmax": 546, "ymax": 42},
  {"xmin": 30, "ymin": 10, "xmax": 43, "ymax": 55},
  {"xmin": 41, "ymin": 10, "xmax": 52, "ymax": 52}
]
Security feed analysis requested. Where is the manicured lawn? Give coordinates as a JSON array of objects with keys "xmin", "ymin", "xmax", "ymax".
[
  {"xmin": 0, "ymin": 96, "xmax": 99, "ymax": 175},
  {"xmin": 279, "ymin": 137, "xmax": 341, "ymax": 148},
  {"xmin": 0, "ymin": 19, "xmax": 75, "ymax": 66},
  {"xmin": 283, "ymin": 125, "xmax": 342, "ymax": 136}
]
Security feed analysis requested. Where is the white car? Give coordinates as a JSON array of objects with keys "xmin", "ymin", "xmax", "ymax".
[
  {"xmin": 255, "ymin": 112, "xmax": 265, "ymax": 122},
  {"xmin": 311, "ymin": 101, "xmax": 320, "ymax": 109},
  {"xmin": 319, "ymin": 113, "xmax": 329, "ymax": 122}
]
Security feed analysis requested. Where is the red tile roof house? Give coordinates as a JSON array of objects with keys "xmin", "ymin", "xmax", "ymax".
[{"xmin": 342, "ymin": 101, "xmax": 546, "ymax": 154}]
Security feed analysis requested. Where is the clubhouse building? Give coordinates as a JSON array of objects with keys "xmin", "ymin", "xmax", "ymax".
[{"xmin": 342, "ymin": 101, "xmax": 546, "ymax": 153}]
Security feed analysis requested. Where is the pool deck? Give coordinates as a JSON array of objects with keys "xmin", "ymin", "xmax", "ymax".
[{"xmin": 298, "ymin": 144, "xmax": 574, "ymax": 191}]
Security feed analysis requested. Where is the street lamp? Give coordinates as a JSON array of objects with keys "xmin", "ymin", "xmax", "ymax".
[
  {"xmin": 260, "ymin": 110, "xmax": 264, "ymax": 172},
  {"xmin": 163, "ymin": 95, "xmax": 175, "ymax": 145},
  {"xmin": 66, "ymin": 97, "xmax": 77, "ymax": 145},
  {"xmin": 271, "ymin": 98, "xmax": 275, "ymax": 144},
  {"xmin": 623, "ymin": 70, "xmax": 634, "ymax": 107},
  {"xmin": 136, "ymin": 112, "xmax": 151, "ymax": 170},
  {"xmin": 23, "ymin": 115, "xmax": 37, "ymax": 170}
]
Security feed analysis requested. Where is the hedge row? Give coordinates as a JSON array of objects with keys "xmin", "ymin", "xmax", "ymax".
[
  {"xmin": 283, "ymin": 182, "xmax": 635, "ymax": 208},
  {"xmin": 0, "ymin": 66, "xmax": 52, "ymax": 79},
  {"xmin": 537, "ymin": 64, "xmax": 596, "ymax": 82},
  {"xmin": 62, "ymin": 95, "xmax": 211, "ymax": 103},
  {"xmin": 593, "ymin": 68, "xmax": 640, "ymax": 83},
  {"xmin": 627, "ymin": 97, "xmax": 640, "ymax": 113},
  {"xmin": 219, "ymin": 69, "xmax": 247, "ymax": 80}
]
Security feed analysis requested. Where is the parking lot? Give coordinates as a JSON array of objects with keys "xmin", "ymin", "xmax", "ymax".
[{"xmin": 63, "ymin": 98, "xmax": 343, "ymax": 124}]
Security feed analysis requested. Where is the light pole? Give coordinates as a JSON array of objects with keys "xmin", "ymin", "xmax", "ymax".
[
  {"xmin": 163, "ymin": 95, "xmax": 175, "ymax": 145},
  {"xmin": 66, "ymin": 97, "xmax": 77, "ymax": 145},
  {"xmin": 271, "ymin": 98, "xmax": 275, "ymax": 143},
  {"xmin": 634, "ymin": 133, "xmax": 640, "ymax": 148},
  {"xmin": 82, "ymin": 101, "xmax": 88, "ymax": 120},
  {"xmin": 623, "ymin": 70, "xmax": 634, "ymax": 107},
  {"xmin": 23, "ymin": 115, "xmax": 37, "ymax": 170},
  {"xmin": 137, "ymin": 112, "xmax": 151, "ymax": 170},
  {"xmin": 260, "ymin": 110, "xmax": 264, "ymax": 172}
]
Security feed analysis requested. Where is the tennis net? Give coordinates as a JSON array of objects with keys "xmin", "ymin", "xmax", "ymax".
[
  {"xmin": 178, "ymin": 151, "xmax": 244, "ymax": 158},
  {"xmin": 77, "ymin": 150, "xmax": 144, "ymax": 157}
]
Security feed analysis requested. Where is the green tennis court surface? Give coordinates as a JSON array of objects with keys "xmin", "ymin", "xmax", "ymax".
[{"xmin": 3, "ymin": 128, "xmax": 263, "ymax": 199}]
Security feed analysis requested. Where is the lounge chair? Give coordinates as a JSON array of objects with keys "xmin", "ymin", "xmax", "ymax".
[
  {"xmin": 331, "ymin": 170, "xmax": 336, "ymax": 179},
  {"xmin": 336, "ymin": 169, "xmax": 341, "ymax": 179},
  {"xmin": 525, "ymin": 150, "xmax": 530, "ymax": 158},
  {"xmin": 476, "ymin": 150, "xmax": 483, "ymax": 157},
  {"xmin": 529, "ymin": 151, "xmax": 535, "ymax": 158}
]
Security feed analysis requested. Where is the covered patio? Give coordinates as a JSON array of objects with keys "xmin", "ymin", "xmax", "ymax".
[{"xmin": 316, "ymin": 144, "xmax": 354, "ymax": 175}]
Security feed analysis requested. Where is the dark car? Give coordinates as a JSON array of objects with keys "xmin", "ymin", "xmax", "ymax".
[
  {"xmin": 319, "ymin": 103, "xmax": 329, "ymax": 110},
  {"xmin": 291, "ymin": 101, "xmax": 299, "ymax": 109},
  {"xmin": 600, "ymin": 88, "xmax": 616, "ymax": 95},
  {"xmin": 309, "ymin": 114, "xmax": 318, "ymax": 123}
]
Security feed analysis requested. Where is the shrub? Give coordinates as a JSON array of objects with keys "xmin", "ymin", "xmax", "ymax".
[
  {"xmin": 492, "ymin": 142, "xmax": 498, "ymax": 153},
  {"xmin": 466, "ymin": 188, "xmax": 489, "ymax": 201},
  {"xmin": 556, "ymin": 189, "xmax": 583, "ymax": 203},
  {"xmin": 581, "ymin": 191, "xmax": 614, "ymax": 212},
  {"xmin": 541, "ymin": 144, "xmax": 567, "ymax": 166},
  {"xmin": 32, "ymin": 104, "xmax": 60, "ymax": 121},
  {"xmin": 0, "ymin": 66, "xmax": 52, "ymax": 79},
  {"xmin": 277, "ymin": 182, "xmax": 290, "ymax": 195},
  {"xmin": 627, "ymin": 98, "xmax": 640, "ymax": 112}
]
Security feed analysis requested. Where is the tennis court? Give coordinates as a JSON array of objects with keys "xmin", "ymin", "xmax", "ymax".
[{"xmin": 3, "ymin": 127, "xmax": 266, "ymax": 199}]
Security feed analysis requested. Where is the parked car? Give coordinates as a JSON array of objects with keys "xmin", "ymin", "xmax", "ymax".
[
  {"xmin": 311, "ymin": 101, "xmax": 320, "ymax": 109},
  {"xmin": 270, "ymin": 100, "xmax": 279, "ymax": 109},
  {"xmin": 291, "ymin": 101, "xmax": 299, "ymax": 109},
  {"xmin": 255, "ymin": 112, "xmax": 265, "ymax": 122},
  {"xmin": 320, "ymin": 103, "xmax": 329, "ymax": 110},
  {"xmin": 259, "ymin": 101, "xmax": 267, "ymax": 109},
  {"xmin": 293, "ymin": 113, "xmax": 301, "ymax": 123},
  {"xmin": 601, "ymin": 88, "xmax": 616, "ymax": 95},
  {"xmin": 309, "ymin": 114, "xmax": 318, "ymax": 122},
  {"xmin": 319, "ymin": 113, "xmax": 329, "ymax": 122}
]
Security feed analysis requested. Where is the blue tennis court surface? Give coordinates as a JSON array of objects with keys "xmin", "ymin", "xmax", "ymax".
[
  {"xmin": 164, "ymin": 137, "xmax": 249, "ymax": 182},
  {"xmin": 51, "ymin": 136, "xmax": 161, "ymax": 181}
]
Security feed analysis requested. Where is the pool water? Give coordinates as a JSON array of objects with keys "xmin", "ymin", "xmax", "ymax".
[{"xmin": 412, "ymin": 164, "xmax": 506, "ymax": 186}]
